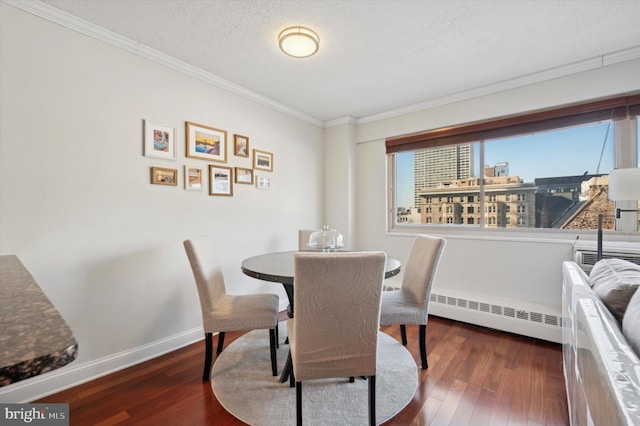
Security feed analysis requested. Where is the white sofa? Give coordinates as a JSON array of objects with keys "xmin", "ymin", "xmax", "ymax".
[{"xmin": 562, "ymin": 260, "xmax": 640, "ymax": 426}]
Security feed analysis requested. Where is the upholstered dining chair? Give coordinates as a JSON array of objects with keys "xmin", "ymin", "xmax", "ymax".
[
  {"xmin": 183, "ymin": 236, "xmax": 279, "ymax": 381},
  {"xmin": 288, "ymin": 251, "xmax": 387, "ymax": 426},
  {"xmin": 379, "ymin": 235, "xmax": 446, "ymax": 369},
  {"xmin": 297, "ymin": 229, "xmax": 315, "ymax": 251}
]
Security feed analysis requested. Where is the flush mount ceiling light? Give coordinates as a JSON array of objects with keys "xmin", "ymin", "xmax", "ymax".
[{"xmin": 278, "ymin": 26, "xmax": 319, "ymax": 58}]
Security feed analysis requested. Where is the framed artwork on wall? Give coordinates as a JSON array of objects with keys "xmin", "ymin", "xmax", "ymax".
[
  {"xmin": 150, "ymin": 167, "xmax": 178, "ymax": 186},
  {"xmin": 256, "ymin": 175, "xmax": 271, "ymax": 190},
  {"xmin": 144, "ymin": 120, "xmax": 176, "ymax": 160},
  {"xmin": 253, "ymin": 149, "xmax": 273, "ymax": 172},
  {"xmin": 234, "ymin": 167, "xmax": 253, "ymax": 184},
  {"xmin": 184, "ymin": 166, "xmax": 204, "ymax": 190},
  {"xmin": 186, "ymin": 121, "xmax": 227, "ymax": 163},
  {"xmin": 209, "ymin": 165, "xmax": 233, "ymax": 196},
  {"xmin": 234, "ymin": 134, "xmax": 250, "ymax": 157}
]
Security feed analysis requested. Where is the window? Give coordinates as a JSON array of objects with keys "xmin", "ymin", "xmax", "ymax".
[{"xmin": 388, "ymin": 94, "xmax": 640, "ymax": 233}]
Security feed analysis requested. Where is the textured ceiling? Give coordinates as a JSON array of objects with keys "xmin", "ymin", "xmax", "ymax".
[{"xmin": 36, "ymin": 0, "xmax": 640, "ymax": 123}]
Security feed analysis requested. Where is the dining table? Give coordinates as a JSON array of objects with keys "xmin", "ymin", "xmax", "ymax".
[{"xmin": 240, "ymin": 250, "xmax": 401, "ymax": 383}]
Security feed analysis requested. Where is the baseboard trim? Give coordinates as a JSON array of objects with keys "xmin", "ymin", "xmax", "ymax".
[{"xmin": 0, "ymin": 327, "xmax": 204, "ymax": 403}]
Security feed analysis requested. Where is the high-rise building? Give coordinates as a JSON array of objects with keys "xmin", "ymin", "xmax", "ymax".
[{"xmin": 413, "ymin": 144, "xmax": 473, "ymax": 207}]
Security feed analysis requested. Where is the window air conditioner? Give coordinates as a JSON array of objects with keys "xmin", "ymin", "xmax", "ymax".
[{"xmin": 573, "ymin": 249, "xmax": 640, "ymax": 273}]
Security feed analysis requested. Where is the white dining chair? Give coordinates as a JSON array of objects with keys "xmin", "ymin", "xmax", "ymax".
[
  {"xmin": 298, "ymin": 229, "xmax": 315, "ymax": 251},
  {"xmin": 288, "ymin": 251, "xmax": 386, "ymax": 425},
  {"xmin": 379, "ymin": 235, "xmax": 446, "ymax": 369},
  {"xmin": 183, "ymin": 236, "xmax": 280, "ymax": 380}
]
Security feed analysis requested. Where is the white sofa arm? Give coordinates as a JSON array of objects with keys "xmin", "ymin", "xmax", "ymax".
[{"xmin": 562, "ymin": 261, "xmax": 640, "ymax": 426}]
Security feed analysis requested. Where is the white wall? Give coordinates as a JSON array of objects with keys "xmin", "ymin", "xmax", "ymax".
[
  {"xmin": 0, "ymin": 3, "xmax": 322, "ymax": 401},
  {"xmin": 3, "ymin": 0, "xmax": 639, "ymax": 403},
  {"xmin": 347, "ymin": 58, "xmax": 640, "ymax": 341}
]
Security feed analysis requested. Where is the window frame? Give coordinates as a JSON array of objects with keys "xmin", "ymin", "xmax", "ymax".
[{"xmin": 387, "ymin": 95, "xmax": 640, "ymax": 241}]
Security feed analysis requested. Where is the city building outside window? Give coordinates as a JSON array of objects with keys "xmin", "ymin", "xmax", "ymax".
[{"xmin": 387, "ymin": 94, "xmax": 640, "ymax": 233}]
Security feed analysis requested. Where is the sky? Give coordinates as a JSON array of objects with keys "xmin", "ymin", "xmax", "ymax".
[{"xmin": 395, "ymin": 121, "xmax": 631, "ymax": 208}]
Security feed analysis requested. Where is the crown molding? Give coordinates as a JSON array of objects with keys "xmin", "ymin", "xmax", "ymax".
[
  {"xmin": 3, "ymin": 0, "xmax": 324, "ymax": 128},
  {"xmin": 5, "ymin": 0, "xmax": 639, "ymax": 130},
  {"xmin": 324, "ymin": 116, "xmax": 357, "ymax": 128},
  {"xmin": 357, "ymin": 46, "xmax": 640, "ymax": 125}
]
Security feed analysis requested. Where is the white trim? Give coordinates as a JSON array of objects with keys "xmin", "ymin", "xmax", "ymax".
[
  {"xmin": 324, "ymin": 116, "xmax": 356, "ymax": 128},
  {"xmin": 0, "ymin": 327, "xmax": 203, "ymax": 403},
  {"xmin": 2, "ymin": 0, "xmax": 324, "ymax": 128},
  {"xmin": 5, "ymin": 0, "xmax": 639, "ymax": 130},
  {"xmin": 358, "ymin": 46, "xmax": 640, "ymax": 125}
]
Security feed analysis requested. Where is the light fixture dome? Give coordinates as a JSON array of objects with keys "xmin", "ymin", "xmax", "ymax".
[{"xmin": 278, "ymin": 26, "xmax": 319, "ymax": 58}]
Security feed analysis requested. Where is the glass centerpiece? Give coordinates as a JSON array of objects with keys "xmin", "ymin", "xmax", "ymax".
[{"xmin": 307, "ymin": 225, "xmax": 344, "ymax": 252}]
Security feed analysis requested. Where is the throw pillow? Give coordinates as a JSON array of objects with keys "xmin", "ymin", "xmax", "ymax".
[
  {"xmin": 589, "ymin": 258, "xmax": 640, "ymax": 322},
  {"xmin": 623, "ymin": 286, "xmax": 640, "ymax": 357}
]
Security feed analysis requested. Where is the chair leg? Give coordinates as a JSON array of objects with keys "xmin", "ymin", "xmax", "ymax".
[
  {"xmin": 296, "ymin": 381, "xmax": 302, "ymax": 426},
  {"xmin": 289, "ymin": 355, "xmax": 295, "ymax": 388},
  {"xmin": 275, "ymin": 322, "xmax": 280, "ymax": 348},
  {"xmin": 216, "ymin": 331, "xmax": 225, "ymax": 355},
  {"xmin": 400, "ymin": 324, "xmax": 407, "ymax": 345},
  {"xmin": 369, "ymin": 375, "xmax": 376, "ymax": 426},
  {"xmin": 419, "ymin": 324, "xmax": 428, "ymax": 369},
  {"xmin": 269, "ymin": 328, "xmax": 278, "ymax": 376},
  {"xmin": 203, "ymin": 332, "xmax": 213, "ymax": 381}
]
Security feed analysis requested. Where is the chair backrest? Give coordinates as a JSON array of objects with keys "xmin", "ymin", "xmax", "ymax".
[
  {"xmin": 290, "ymin": 251, "xmax": 386, "ymax": 381},
  {"xmin": 298, "ymin": 229, "xmax": 315, "ymax": 251},
  {"xmin": 183, "ymin": 236, "xmax": 227, "ymax": 331},
  {"xmin": 401, "ymin": 235, "xmax": 446, "ymax": 306}
]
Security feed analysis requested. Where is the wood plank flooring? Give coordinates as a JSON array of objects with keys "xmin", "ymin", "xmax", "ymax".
[{"xmin": 36, "ymin": 315, "xmax": 569, "ymax": 425}]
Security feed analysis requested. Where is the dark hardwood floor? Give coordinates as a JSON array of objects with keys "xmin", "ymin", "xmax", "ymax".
[{"xmin": 36, "ymin": 315, "xmax": 569, "ymax": 425}]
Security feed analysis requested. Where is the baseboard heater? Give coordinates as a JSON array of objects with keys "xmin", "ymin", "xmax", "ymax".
[{"xmin": 428, "ymin": 289, "xmax": 562, "ymax": 343}]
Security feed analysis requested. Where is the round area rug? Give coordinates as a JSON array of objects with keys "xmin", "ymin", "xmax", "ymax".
[{"xmin": 211, "ymin": 321, "xmax": 418, "ymax": 425}]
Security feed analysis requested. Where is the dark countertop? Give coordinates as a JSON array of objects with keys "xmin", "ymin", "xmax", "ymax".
[{"xmin": 0, "ymin": 255, "xmax": 77, "ymax": 386}]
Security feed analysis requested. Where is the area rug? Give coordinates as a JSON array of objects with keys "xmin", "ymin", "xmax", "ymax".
[{"xmin": 211, "ymin": 321, "xmax": 418, "ymax": 425}]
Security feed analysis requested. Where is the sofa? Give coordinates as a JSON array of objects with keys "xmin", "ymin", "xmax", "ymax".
[{"xmin": 562, "ymin": 259, "xmax": 640, "ymax": 425}]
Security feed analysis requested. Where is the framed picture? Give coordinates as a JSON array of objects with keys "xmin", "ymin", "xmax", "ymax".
[
  {"xmin": 186, "ymin": 121, "xmax": 227, "ymax": 163},
  {"xmin": 184, "ymin": 166, "xmax": 204, "ymax": 190},
  {"xmin": 256, "ymin": 175, "xmax": 271, "ymax": 190},
  {"xmin": 150, "ymin": 167, "xmax": 178, "ymax": 186},
  {"xmin": 253, "ymin": 149, "xmax": 273, "ymax": 172},
  {"xmin": 235, "ymin": 167, "xmax": 254, "ymax": 184},
  {"xmin": 144, "ymin": 120, "xmax": 176, "ymax": 160},
  {"xmin": 209, "ymin": 165, "xmax": 233, "ymax": 196},
  {"xmin": 234, "ymin": 134, "xmax": 250, "ymax": 157}
]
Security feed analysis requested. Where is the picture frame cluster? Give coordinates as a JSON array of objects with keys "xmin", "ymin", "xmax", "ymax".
[{"xmin": 144, "ymin": 119, "xmax": 273, "ymax": 195}]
